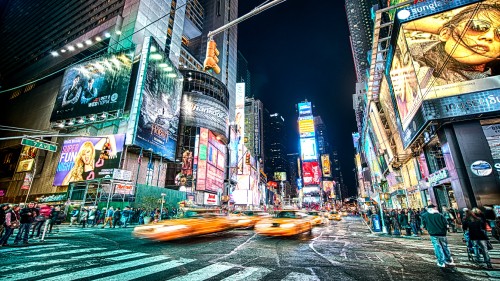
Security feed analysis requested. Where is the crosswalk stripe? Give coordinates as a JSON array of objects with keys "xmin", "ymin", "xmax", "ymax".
[
  {"xmin": 0, "ymin": 243, "xmax": 68, "ymax": 253},
  {"xmin": 38, "ymin": 255, "xmax": 170, "ymax": 281},
  {"xmin": 9, "ymin": 246, "xmax": 78, "ymax": 255},
  {"xmin": 26, "ymin": 247, "xmax": 106, "ymax": 257},
  {"xmin": 106, "ymin": 252, "xmax": 149, "ymax": 261},
  {"xmin": 92, "ymin": 258, "xmax": 195, "ymax": 281},
  {"xmin": 0, "ymin": 249, "xmax": 131, "ymax": 271},
  {"xmin": 3, "ymin": 252, "xmax": 145, "ymax": 280},
  {"xmin": 282, "ymin": 272, "xmax": 320, "ymax": 281},
  {"xmin": 220, "ymin": 266, "xmax": 271, "ymax": 281},
  {"xmin": 167, "ymin": 263, "xmax": 234, "ymax": 281}
]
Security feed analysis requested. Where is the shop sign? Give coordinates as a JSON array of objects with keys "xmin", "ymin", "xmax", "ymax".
[
  {"xmin": 115, "ymin": 184, "xmax": 134, "ymax": 195},
  {"xmin": 204, "ymin": 192, "xmax": 219, "ymax": 206},
  {"xmin": 428, "ymin": 169, "xmax": 449, "ymax": 185},
  {"xmin": 470, "ymin": 160, "xmax": 493, "ymax": 177},
  {"xmin": 112, "ymin": 169, "xmax": 132, "ymax": 181}
]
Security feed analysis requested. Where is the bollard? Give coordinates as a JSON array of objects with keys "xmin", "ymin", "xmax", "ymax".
[{"xmin": 40, "ymin": 219, "xmax": 50, "ymax": 242}]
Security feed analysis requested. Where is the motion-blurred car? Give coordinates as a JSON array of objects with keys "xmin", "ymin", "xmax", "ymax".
[
  {"xmin": 133, "ymin": 209, "xmax": 234, "ymax": 241},
  {"xmin": 254, "ymin": 210, "xmax": 312, "ymax": 237},
  {"xmin": 327, "ymin": 211, "xmax": 342, "ymax": 221},
  {"xmin": 305, "ymin": 211, "xmax": 325, "ymax": 226},
  {"xmin": 229, "ymin": 210, "xmax": 268, "ymax": 229}
]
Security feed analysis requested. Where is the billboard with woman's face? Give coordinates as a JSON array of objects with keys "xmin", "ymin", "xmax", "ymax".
[
  {"xmin": 50, "ymin": 53, "xmax": 132, "ymax": 121},
  {"xmin": 391, "ymin": 1, "xmax": 500, "ymax": 130},
  {"xmin": 53, "ymin": 134, "xmax": 125, "ymax": 186}
]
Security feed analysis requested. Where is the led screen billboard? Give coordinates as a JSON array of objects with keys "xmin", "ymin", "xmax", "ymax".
[
  {"xmin": 391, "ymin": 1, "xmax": 500, "ymax": 130},
  {"xmin": 236, "ymin": 83, "xmax": 245, "ymax": 173},
  {"xmin": 298, "ymin": 102, "xmax": 312, "ymax": 117},
  {"xmin": 299, "ymin": 118, "xmax": 315, "ymax": 138},
  {"xmin": 54, "ymin": 134, "xmax": 125, "ymax": 186},
  {"xmin": 133, "ymin": 38, "xmax": 183, "ymax": 161},
  {"xmin": 195, "ymin": 128, "xmax": 226, "ymax": 193},
  {"xmin": 300, "ymin": 138, "xmax": 317, "ymax": 161},
  {"xmin": 302, "ymin": 161, "xmax": 320, "ymax": 185},
  {"xmin": 321, "ymin": 154, "xmax": 331, "ymax": 177},
  {"xmin": 180, "ymin": 91, "xmax": 229, "ymax": 137},
  {"xmin": 51, "ymin": 53, "xmax": 132, "ymax": 121},
  {"xmin": 274, "ymin": 172, "xmax": 287, "ymax": 181}
]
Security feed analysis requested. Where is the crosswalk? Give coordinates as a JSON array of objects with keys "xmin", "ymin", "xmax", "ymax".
[{"xmin": 0, "ymin": 243, "xmax": 319, "ymax": 281}]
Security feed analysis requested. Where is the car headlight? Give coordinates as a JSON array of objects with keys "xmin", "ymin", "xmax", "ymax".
[{"xmin": 280, "ymin": 223, "xmax": 296, "ymax": 229}]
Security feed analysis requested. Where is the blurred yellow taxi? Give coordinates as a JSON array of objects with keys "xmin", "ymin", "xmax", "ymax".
[
  {"xmin": 254, "ymin": 210, "xmax": 312, "ymax": 237},
  {"xmin": 229, "ymin": 210, "xmax": 269, "ymax": 229},
  {"xmin": 327, "ymin": 211, "xmax": 342, "ymax": 221},
  {"xmin": 305, "ymin": 211, "xmax": 325, "ymax": 226},
  {"xmin": 133, "ymin": 209, "xmax": 233, "ymax": 241}
]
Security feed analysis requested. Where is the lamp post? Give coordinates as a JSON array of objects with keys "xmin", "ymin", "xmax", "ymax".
[{"xmin": 160, "ymin": 193, "xmax": 166, "ymax": 221}]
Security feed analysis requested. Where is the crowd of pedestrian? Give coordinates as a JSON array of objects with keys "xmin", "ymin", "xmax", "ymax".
[{"xmin": 0, "ymin": 202, "xmax": 65, "ymax": 246}]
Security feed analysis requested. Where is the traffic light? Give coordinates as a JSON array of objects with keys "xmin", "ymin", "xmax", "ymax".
[
  {"xmin": 203, "ymin": 39, "xmax": 221, "ymax": 74},
  {"xmin": 245, "ymin": 152, "xmax": 250, "ymax": 165}
]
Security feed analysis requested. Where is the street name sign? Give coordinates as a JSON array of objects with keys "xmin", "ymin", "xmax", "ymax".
[{"xmin": 21, "ymin": 138, "xmax": 57, "ymax": 152}]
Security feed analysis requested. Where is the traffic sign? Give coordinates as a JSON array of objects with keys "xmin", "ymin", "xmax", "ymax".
[{"xmin": 21, "ymin": 138, "xmax": 57, "ymax": 152}]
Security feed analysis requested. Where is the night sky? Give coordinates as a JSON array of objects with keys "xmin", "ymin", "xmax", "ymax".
[{"xmin": 237, "ymin": 1, "xmax": 358, "ymax": 196}]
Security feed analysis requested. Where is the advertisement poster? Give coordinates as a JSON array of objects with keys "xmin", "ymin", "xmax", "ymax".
[
  {"xmin": 204, "ymin": 192, "xmax": 219, "ymax": 205},
  {"xmin": 21, "ymin": 173, "xmax": 33, "ymax": 190},
  {"xmin": 323, "ymin": 180, "xmax": 334, "ymax": 192},
  {"xmin": 53, "ymin": 134, "xmax": 125, "ymax": 186},
  {"xmin": 482, "ymin": 124, "xmax": 500, "ymax": 179},
  {"xmin": 302, "ymin": 161, "xmax": 320, "ymax": 185},
  {"xmin": 16, "ymin": 146, "xmax": 38, "ymax": 172},
  {"xmin": 274, "ymin": 172, "xmax": 286, "ymax": 181},
  {"xmin": 134, "ymin": 39, "xmax": 183, "ymax": 161},
  {"xmin": 321, "ymin": 154, "xmax": 331, "ymax": 177},
  {"xmin": 235, "ymin": 83, "xmax": 245, "ymax": 173},
  {"xmin": 393, "ymin": 1, "xmax": 500, "ymax": 130},
  {"xmin": 300, "ymin": 138, "xmax": 317, "ymax": 161},
  {"xmin": 51, "ymin": 53, "xmax": 132, "ymax": 121},
  {"xmin": 299, "ymin": 117, "xmax": 315, "ymax": 138},
  {"xmin": 180, "ymin": 92, "xmax": 229, "ymax": 137},
  {"xmin": 196, "ymin": 128, "xmax": 209, "ymax": 191}
]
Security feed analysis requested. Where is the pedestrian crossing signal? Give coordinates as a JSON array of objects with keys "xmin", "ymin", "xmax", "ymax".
[{"xmin": 203, "ymin": 39, "xmax": 221, "ymax": 74}]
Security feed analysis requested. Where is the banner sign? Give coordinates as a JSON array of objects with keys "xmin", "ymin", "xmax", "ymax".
[
  {"xmin": 133, "ymin": 38, "xmax": 183, "ymax": 161},
  {"xmin": 302, "ymin": 161, "xmax": 320, "ymax": 185},
  {"xmin": 181, "ymin": 91, "xmax": 229, "ymax": 138},
  {"xmin": 204, "ymin": 192, "xmax": 219, "ymax": 206},
  {"xmin": 53, "ymin": 134, "xmax": 125, "ymax": 186},
  {"xmin": 321, "ymin": 154, "xmax": 331, "ymax": 177},
  {"xmin": 21, "ymin": 173, "xmax": 32, "ymax": 190},
  {"xmin": 50, "ymin": 53, "xmax": 132, "ymax": 121}
]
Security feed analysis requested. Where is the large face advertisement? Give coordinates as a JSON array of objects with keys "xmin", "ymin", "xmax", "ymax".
[
  {"xmin": 321, "ymin": 154, "xmax": 331, "ymax": 177},
  {"xmin": 393, "ymin": 1, "xmax": 500, "ymax": 130},
  {"xmin": 134, "ymin": 39, "xmax": 183, "ymax": 161},
  {"xmin": 51, "ymin": 53, "xmax": 132, "ymax": 121},
  {"xmin": 300, "ymin": 138, "xmax": 317, "ymax": 161},
  {"xmin": 181, "ymin": 92, "xmax": 229, "ymax": 137},
  {"xmin": 302, "ymin": 161, "xmax": 320, "ymax": 185},
  {"xmin": 54, "ymin": 134, "xmax": 125, "ymax": 186}
]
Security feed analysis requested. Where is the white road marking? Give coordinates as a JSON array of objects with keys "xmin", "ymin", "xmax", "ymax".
[
  {"xmin": 92, "ymin": 258, "xmax": 195, "ymax": 281},
  {"xmin": 0, "ymin": 243, "xmax": 68, "ymax": 252},
  {"xmin": 168, "ymin": 263, "xmax": 234, "ymax": 281},
  {"xmin": 39, "ymin": 255, "xmax": 170, "ymax": 281},
  {"xmin": 106, "ymin": 252, "xmax": 149, "ymax": 261},
  {"xmin": 26, "ymin": 247, "xmax": 105, "ymax": 257},
  {"xmin": 282, "ymin": 272, "xmax": 321, "ymax": 281},
  {"xmin": 0, "ymin": 249, "xmax": 131, "ymax": 271},
  {"xmin": 220, "ymin": 266, "xmax": 271, "ymax": 281}
]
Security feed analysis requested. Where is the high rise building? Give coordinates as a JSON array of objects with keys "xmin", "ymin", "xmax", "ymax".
[
  {"xmin": 236, "ymin": 51, "xmax": 252, "ymax": 97},
  {"xmin": 244, "ymin": 98, "xmax": 265, "ymax": 163},
  {"xmin": 264, "ymin": 110, "xmax": 287, "ymax": 177},
  {"xmin": 286, "ymin": 152, "xmax": 300, "ymax": 198}
]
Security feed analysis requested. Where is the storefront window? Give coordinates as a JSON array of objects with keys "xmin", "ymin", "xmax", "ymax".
[{"xmin": 425, "ymin": 141, "xmax": 446, "ymax": 174}]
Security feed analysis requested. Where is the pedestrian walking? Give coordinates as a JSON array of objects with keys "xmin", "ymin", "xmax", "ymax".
[
  {"xmin": 88, "ymin": 207, "xmax": 96, "ymax": 227},
  {"xmin": 96, "ymin": 208, "xmax": 106, "ymax": 227},
  {"xmin": 139, "ymin": 207, "xmax": 146, "ymax": 225},
  {"xmin": 30, "ymin": 204, "xmax": 50, "ymax": 239},
  {"xmin": 0, "ymin": 205, "xmax": 20, "ymax": 246},
  {"xmin": 69, "ymin": 208, "xmax": 79, "ymax": 226},
  {"xmin": 121, "ymin": 206, "xmax": 131, "ymax": 228},
  {"xmin": 14, "ymin": 202, "xmax": 38, "ymax": 245},
  {"xmin": 48, "ymin": 206, "xmax": 61, "ymax": 234},
  {"xmin": 391, "ymin": 209, "xmax": 401, "ymax": 236},
  {"xmin": 463, "ymin": 209, "xmax": 493, "ymax": 268},
  {"xmin": 408, "ymin": 209, "xmax": 419, "ymax": 236},
  {"xmin": 113, "ymin": 208, "xmax": 121, "ymax": 228},
  {"xmin": 422, "ymin": 204, "xmax": 454, "ymax": 268},
  {"xmin": 0, "ymin": 203, "xmax": 8, "ymax": 237},
  {"xmin": 102, "ymin": 207, "xmax": 114, "ymax": 228},
  {"xmin": 80, "ymin": 208, "xmax": 89, "ymax": 228},
  {"xmin": 383, "ymin": 209, "xmax": 392, "ymax": 235},
  {"xmin": 398, "ymin": 209, "xmax": 411, "ymax": 236},
  {"xmin": 443, "ymin": 206, "xmax": 457, "ymax": 233}
]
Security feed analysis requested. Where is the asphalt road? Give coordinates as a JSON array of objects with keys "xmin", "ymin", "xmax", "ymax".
[{"xmin": 1, "ymin": 216, "xmax": 499, "ymax": 281}]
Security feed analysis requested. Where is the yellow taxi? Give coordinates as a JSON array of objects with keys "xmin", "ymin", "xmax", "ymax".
[
  {"xmin": 254, "ymin": 210, "xmax": 312, "ymax": 237},
  {"xmin": 133, "ymin": 209, "xmax": 234, "ymax": 241},
  {"xmin": 229, "ymin": 210, "xmax": 268, "ymax": 229},
  {"xmin": 327, "ymin": 211, "xmax": 342, "ymax": 221},
  {"xmin": 305, "ymin": 211, "xmax": 325, "ymax": 226}
]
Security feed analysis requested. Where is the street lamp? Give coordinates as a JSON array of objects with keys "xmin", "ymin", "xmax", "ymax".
[{"xmin": 160, "ymin": 193, "xmax": 166, "ymax": 221}]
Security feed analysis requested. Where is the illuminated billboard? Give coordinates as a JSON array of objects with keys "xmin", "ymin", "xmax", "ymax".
[
  {"xmin": 300, "ymin": 138, "xmax": 317, "ymax": 161},
  {"xmin": 302, "ymin": 161, "xmax": 320, "ymax": 185},
  {"xmin": 51, "ymin": 53, "xmax": 132, "ymax": 121},
  {"xmin": 298, "ymin": 102, "xmax": 312, "ymax": 117},
  {"xmin": 236, "ymin": 83, "xmax": 245, "ymax": 172},
  {"xmin": 299, "ymin": 118, "xmax": 315, "ymax": 137},
  {"xmin": 391, "ymin": 1, "xmax": 499, "ymax": 130},
  {"xmin": 196, "ymin": 128, "xmax": 226, "ymax": 193},
  {"xmin": 274, "ymin": 172, "xmax": 287, "ymax": 181},
  {"xmin": 132, "ymin": 38, "xmax": 183, "ymax": 161},
  {"xmin": 180, "ymin": 92, "xmax": 229, "ymax": 137},
  {"xmin": 54, "ymin": 134, "xmax": 125, "ymax": 186},
  {"xmin": 321, "ymin": 154, "xmax": 331, "ymax": 177}
]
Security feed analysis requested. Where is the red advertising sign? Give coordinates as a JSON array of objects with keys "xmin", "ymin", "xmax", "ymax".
[
  {"xmin": 302, "ymin": 161, "xmax": 320, "ymax": 185},
  {"xmin": 204, "ymin": 193, "xmax": 219, "ymax": 205},
  {"xmin": 21, "ymin": 173, "xmax": 33, "ymax": 190}
]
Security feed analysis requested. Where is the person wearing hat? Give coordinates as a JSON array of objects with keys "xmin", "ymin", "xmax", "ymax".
[{"xmin": 422, "ymin": 204, "xmax": 454, "ymax": 268}]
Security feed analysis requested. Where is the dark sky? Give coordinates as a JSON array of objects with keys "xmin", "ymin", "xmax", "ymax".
[{"xmin": 237, "ymin": 1, "xmax": 358, "ymax": 196}]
